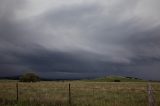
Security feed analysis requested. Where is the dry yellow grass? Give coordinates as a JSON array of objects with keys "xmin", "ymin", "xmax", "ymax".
[{"xmin": 0, "ymin": 80, "xmax": 160, "ymax": 106}]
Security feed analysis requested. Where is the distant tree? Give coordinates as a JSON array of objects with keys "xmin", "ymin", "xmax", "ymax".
[
  {"xmin": 20, "ymin": 73, "xmax": 40, "ymax": 82},
  {"xmin": 114, "ymin": 80, "xmax": 120, "ymax": 82}
]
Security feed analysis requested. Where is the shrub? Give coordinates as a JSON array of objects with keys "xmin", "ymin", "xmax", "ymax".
[
  {"xmin": 114, "ymin": 80, "xmax": 120, "ymax": 82},
  {"xmin": 20, "ymin": 73, "xmax": 40, "ymax": 82}
]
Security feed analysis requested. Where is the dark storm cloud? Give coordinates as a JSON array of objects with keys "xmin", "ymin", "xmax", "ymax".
[{"xmin": 0, "ymin": 0, "xmax": 160, "ymax": 80}]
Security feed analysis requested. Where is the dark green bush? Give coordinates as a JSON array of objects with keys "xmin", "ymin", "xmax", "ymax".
[
  {"xmin": 20, "ymin": 73, "xmax": 40, "ymax": 82},
  {"xmin": 114, "ymin": 80, "xmax": 120, "ymax": 82}
]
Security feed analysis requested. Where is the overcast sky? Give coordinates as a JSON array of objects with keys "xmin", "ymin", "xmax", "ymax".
[{"xmin": 0, "ymin": 0, "xmax": 160, "ymax": 80}]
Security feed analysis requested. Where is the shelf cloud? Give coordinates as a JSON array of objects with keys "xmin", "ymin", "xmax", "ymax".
[{"xmin": 0, "ymin": 0, "xmax": 160, "ymax": 80}]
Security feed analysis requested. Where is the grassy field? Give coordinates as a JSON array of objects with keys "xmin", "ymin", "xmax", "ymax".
[{"xmin": 0, "ymin": 80, "xmax": 160, "ymax": 106}]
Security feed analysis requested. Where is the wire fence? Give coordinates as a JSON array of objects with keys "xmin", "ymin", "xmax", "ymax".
[{"xmin": 0, "ymin": 82, "xmax": 159, "ymax": 106}]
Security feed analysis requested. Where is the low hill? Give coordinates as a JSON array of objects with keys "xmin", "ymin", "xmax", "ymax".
[
  {"xmin": 0, "ymin": 75, "xmax": 146, "ymax": 82},
  {"xmin": 88, "ymin": 76, "xmax": 146, "ymax": 82}
]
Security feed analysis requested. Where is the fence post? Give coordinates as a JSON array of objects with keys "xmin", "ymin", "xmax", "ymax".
[
  {"xmin": 16, "ymin": 83, "xmax": 19, "ymax": 102},
  {"xmin": 147, "ymin": 83, "xmax": 156, "ymax": 106},
  {"xmin": 69, "ymin": 83, "xmax": 71, "ymax": 106},
  {"xmin": 93, "ymin": 88, "xmax": 94, "ymax": 96}
]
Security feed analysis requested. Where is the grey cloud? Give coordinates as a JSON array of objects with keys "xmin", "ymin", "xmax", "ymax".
[{"xmin": 0, "ymin": 0, "xmax": 160, "ymax": 80}]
